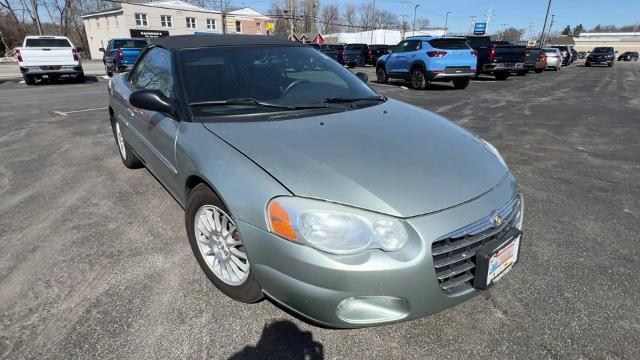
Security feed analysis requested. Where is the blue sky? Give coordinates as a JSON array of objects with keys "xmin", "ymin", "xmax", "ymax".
[{"xmin": 245, "ymin": 0, "xmax": 640, "ymax": 35}]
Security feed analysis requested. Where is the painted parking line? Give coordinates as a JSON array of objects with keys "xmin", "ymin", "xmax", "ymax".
[{"xmin": 53, "ymin": 107, "xmax": 108, "ymax": 116}]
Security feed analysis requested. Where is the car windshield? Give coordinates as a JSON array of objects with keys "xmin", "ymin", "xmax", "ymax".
[
  {"xmin": 113, "ymin": 39, "xmax": 148, "ymax": 49},
  {"xmin": 25, "ymin": 38, "xmax": 71, "ymax": 47},
  {"xmin": 179, "ymin": 46, "xmax": 379, "ymax": 117},
  {"xmin": 592, "ymin": 47, "xmax": 613, "ymax": 53}
]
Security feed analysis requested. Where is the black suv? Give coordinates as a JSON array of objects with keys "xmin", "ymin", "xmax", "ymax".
[
  {"xmin": 586, "ymin": 47, "xmax": 615, "ymax": 67},
  {"xmin": 617, "ymin": 51, "xmax": 639, "ymax": 61}
]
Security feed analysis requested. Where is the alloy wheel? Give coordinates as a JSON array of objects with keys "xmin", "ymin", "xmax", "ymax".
[{"xmin": 194, "ymin": 205, "xmax": 249, "ymax": 286}]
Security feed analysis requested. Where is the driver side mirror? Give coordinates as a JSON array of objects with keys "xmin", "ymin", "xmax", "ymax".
[
  {"xmin": 355, "ymin": 72, "xmax": 369, "ymax": 83},
  {"xmin": 129, "ymin": 89, "xmax": 177, "ymax": 118}
]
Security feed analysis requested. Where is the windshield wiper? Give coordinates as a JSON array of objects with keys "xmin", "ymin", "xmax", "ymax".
[
  {"xmin": 189, "ymin": 98, "xmax": 330, "ymax": 110},
  {"xmin": 318, "ymin": 95, "xmax": 387, "ymax": 104}
]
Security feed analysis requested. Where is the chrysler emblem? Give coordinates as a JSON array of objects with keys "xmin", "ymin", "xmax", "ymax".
[{"xmin": 492, "ymin": 212, "xmax": 503, "ymax": 227}]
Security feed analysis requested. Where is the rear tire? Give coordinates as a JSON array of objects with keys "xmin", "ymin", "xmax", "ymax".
[
  {"xmin": 106, "ymin": 65, "xmax": 113, "ymax": 77},
  {"xmin": 110, "ymin": 113, "xmax": 143, "ymax": 169},
  {"xmin": 585, "ymin": 62, "xmax": 590, "ymax": 67},
  {"xmin": 23, "ymin": 75, "xmax": 35, "ymax": 85},
  {"xmin": 185, "ymin": 184, "xmax": 264, "ymax": 303},
  {"xmin": 516, "ymin": 70, "xmax": 528, "ymax": 76},
  {"xmin": 534, "ymin": 68, "xmax": 543, "ymax": 73},
  {"xmin": 453, "ymin": 78, "xmax": 470, "ymax": 89},
  {"xmin": 376, "ymin": 65, "xmax": 388, "ymax": 84},
  {"xmin": 607, "ymin": 62, "xmax": 613, "ymax": 67},
  {"xmin": 494, "ymin": 72, "xmax": 510, "ymax": 80},
  {"xmin": 347, "ymin": 62, "xmax": 356, "ymax": 69},
  {"xmin": 76, "ymin": 72, "xmax": 85, "ymax": 83},
  {"xmin": 410, "ymin": 67, "xmax": 427, "ymax": 90}
]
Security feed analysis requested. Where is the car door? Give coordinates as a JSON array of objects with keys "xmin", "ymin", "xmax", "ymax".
[
  {"xmin": 386, "ymin": 41, "xmax": 408, "ymax": 73},
  {"xmin": 127, "ymin": 47, "xmax": 181, "ymax": 192},
  {"xmin": 395, "ymin": 40, "xmax": 422, "ymax": 74}
]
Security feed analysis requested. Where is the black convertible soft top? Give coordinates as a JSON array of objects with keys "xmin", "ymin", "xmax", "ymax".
[{"xmin": 152, "ymin": 35, "xmax": 303, "ymax": 50}]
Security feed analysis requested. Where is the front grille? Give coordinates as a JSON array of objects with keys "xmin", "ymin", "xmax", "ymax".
[
  {"xmin": 431, "ymin": 195, "xmax": 522, "ymax": 295},
  {"xmin": 443, "ymin": 66, "xmax": 471, "ymax": 74}
]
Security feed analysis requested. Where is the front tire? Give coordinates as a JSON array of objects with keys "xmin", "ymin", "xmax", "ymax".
[
  {"xmin": 186, "ymin": 184, "xmax": 263, "ymax": 303},
  {"xmin": 376, "ymin": 65, "xmax": 388, "ymax": 83},
  {"xmin": 585, "ymin": 62, "xmax": 591, "ymax": 67},
  {"xmin": 110, "ymin": 113, "xmax": 143, "ymax": 169},
  {"xmin": 76, "ymin": 72, "xmax": 85, "ymax": 83},
  {"xmin": 534, "ymin": 68, "xmax": 543, "ymax": 73},
  {"xmin": 494, "ymin": 72, "xmax": 510, "ymax": 80},
  {"xmin": 516, "ymin": 70, "xmax": 528, "ymax": 76},
  {"xmin": 410, "ymin": 67, "xmax": 427, "ymax": 90},
  {"xmin": 453, "ymin": 78, "xmax": 470, "ymax": 89}
]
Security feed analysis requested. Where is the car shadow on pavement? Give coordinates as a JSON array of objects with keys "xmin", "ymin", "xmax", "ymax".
[
  {"xmin": 33, "ymin": 75, "xmax": 100, "ymax": 85},
  {"xmin": 228, "ymin": 320, "xmax": 324, "ymax": 360}
]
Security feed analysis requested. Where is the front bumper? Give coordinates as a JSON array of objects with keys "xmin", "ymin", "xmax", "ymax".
[
  {"xmin": 239, "ymin": 172, "xmax": 520, "ymax": 328},
  {"xmin": 20, "ymin": 65, "xmax": 83, "ymax": 76}
]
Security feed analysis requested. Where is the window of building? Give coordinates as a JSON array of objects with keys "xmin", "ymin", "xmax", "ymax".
[
  {"xmin": 256, "ymin": 22, "xmax": 261, "ymax": 34},
  {"xmin": 235, "ymin": 20, "xmax": 242, "ymax": 33},
  {"xmin": 135, "ymin": 13, "xmax": 148, "ymax": 27},
  {"xmin": 186, "ymin": 17, "xmax": 197, "ymax": 29},
  {"xmin": 161, "ymin": 15, "xmax": 173, "ymax": 28},
  {"xmin": 207, "ymin": 18, "xmax": 216, "ymax": 30}
]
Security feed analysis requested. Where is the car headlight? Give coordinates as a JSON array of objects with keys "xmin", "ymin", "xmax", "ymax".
[
  {"xmin": 266, "ymin": 197, "xmax": 409, "ymax": 255},
  {"xmin": 480, "ymin": 139, "xmax": 508, "ymax": 169}
]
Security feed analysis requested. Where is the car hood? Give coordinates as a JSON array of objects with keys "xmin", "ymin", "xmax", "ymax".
[{"xmin": 203, "ymin": 99, "xmax": 508, "ymax": 218}]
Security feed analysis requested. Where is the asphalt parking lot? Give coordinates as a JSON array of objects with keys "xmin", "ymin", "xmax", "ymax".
[{"xmin": 1, "ymin": 61, "xmax": 639, "ymax": 359}]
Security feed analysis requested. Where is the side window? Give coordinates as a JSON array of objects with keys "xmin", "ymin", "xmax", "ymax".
[
  {"xmin": 395, "ymin": 41, "xmax": 409, "ymax": 53},
  {"xmin": 130, "ymin": 48, "xmax": 174, "ymax": 99},
  {"xmin": 407, "ymin": 40, "xmax": 422, "ymax": 52}
]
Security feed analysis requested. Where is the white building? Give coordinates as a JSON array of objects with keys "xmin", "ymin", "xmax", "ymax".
[
  {"xmin": 322, "ymin": 29, "xmax": 447, "ymax": 46},
  {"xmin": 573, "ymin": 32, "xmax": 640, "ymax": 52},
  {"xmin": 82, "ymin": 1, "xmax": 271, "ymax": 60}
]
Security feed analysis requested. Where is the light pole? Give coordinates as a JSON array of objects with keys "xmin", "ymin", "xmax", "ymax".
[
  {"xmin": 444, "ymin": 12, "xmax": 451, "ymax": 34},
  {"xmin": 413, "ymin": 4, "xmax": 420, "ymax": 37},
  {"xmin": 370, "ymin": 0, "xmax": 376, "ymax": 44},
  {"xmin": 468, "ymin": 16, "xmax": 476, "ymax": 35}
]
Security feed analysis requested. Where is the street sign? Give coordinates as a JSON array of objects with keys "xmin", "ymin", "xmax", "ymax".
[
  {"xmin": 266, "ymin": 22, "xmax": 274, "ymax": 31},
  {"xmin": 528, "ymin": 40, "xmax": 536, "ymax": 46},
  {"xmin": 473, "ymin": 22, "xmax": 487, "ymax": 35}
]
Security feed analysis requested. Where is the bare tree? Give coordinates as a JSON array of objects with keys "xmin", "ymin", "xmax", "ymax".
[
  {"xmin": 320, "ymin": 4, "xmax": 340, "ymax": 34},
  {"xmin": 343, "ymin": 4, "xmax": 356, "ymax": 32},
  {"xmin": 415, "ymin": 17, "xmax": 429, "ymax": 30}
]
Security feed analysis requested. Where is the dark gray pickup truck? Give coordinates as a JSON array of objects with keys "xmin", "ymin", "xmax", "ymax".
[{"xmin": 465, "ymin": 37, "xmax": 527, "ymax": 80}]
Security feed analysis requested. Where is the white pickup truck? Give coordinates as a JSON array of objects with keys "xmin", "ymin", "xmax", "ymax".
[{"xmin": 16, "ymin": 35, "xmax": 84, "ymax": 85}]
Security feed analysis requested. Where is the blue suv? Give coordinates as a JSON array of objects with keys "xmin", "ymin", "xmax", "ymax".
[{"xmin": 376, "ymin": 37, "xmax": 478, "ymax": 89}]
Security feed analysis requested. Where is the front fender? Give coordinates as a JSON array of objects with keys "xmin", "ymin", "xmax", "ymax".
[{"xmin": 175, "ymin": 122, "xmax": 291, "ymax": 230}]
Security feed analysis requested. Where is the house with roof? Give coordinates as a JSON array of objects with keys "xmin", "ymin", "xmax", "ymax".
[
  {"xmin": 81, "ymin": 1, "xmax": 271, "ymax": 60},
  {"xmin": 289, "ymin": 33, "xmax": 324, "ymax": 44}
]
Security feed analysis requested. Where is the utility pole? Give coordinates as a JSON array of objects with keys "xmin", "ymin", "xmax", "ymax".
[
  {"xmin": 219, "ymin": 0, "xmax": 226, "ymax": 34},
  {"xmin": 444, "ymin": 12, "xmax": 451, "ymax": 34},
  {"xmin": 289, "ymin": 1, "xmax": 294, "ymax": 40},
  {"xmin": 370, "ymin": 0, "xmax": 376, "ymax": 45},
  {"xmin": 528, "ymin": 23, "xmax": 534, "ymax": 41},
  {"xmin": 485, "ymin": 6, "xmax": 493, "ymax": 34},
  {"xmin": 468, "ymin": 16, "xmax": 476, "ymax": 35},
  {"xmin": 413, "ymin": 4, "xmax": 420, "ymax": 37},
  {"xmin": 546, "ymin": 14, "xmax": 556, "ymax": 44},
  {"xmin": 401, "ymin": 0, "xmax": 408, "ymax": 40},
  {"xmin": 539, "ymin": 0, "xmax": 552, "ymax": 45},
  {"xmin": 30, "ymin": 0, "xmax": 43, "ymax": 35}
]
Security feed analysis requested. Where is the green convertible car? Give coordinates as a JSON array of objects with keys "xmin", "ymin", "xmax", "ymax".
[{"xmin": 108, "ymin": 35, "xmax": 524, "ymax": 328}]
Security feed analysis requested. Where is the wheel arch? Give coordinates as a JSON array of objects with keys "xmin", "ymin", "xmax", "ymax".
[{"xmin": 410, "ymin": 60, "xmax": 427, "ymax": 73}]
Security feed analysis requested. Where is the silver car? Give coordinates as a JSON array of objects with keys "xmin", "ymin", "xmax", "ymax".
[
  {"xmin": 108, "ymin": 35, "xmax": 524, "ymax": 328},
  {"xmin": 543, "ymin": 48, "xmax": 563, "ymax": 70}
]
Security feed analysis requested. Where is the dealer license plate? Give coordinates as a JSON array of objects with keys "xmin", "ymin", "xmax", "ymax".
[{"xmin": 474, "ymin": 229, "xmax": 522, "ymax": 290}]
